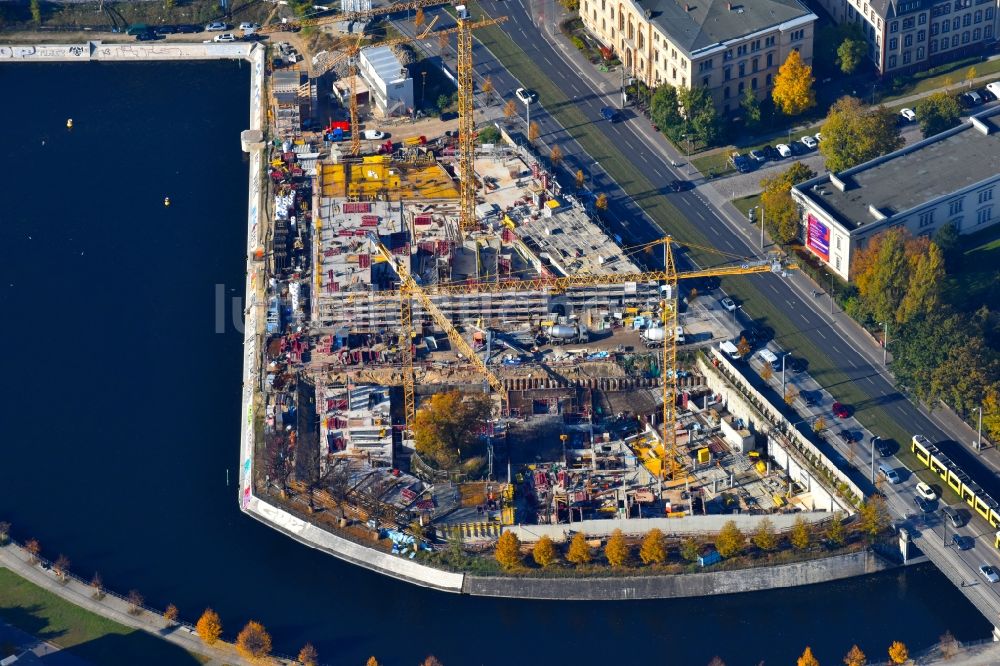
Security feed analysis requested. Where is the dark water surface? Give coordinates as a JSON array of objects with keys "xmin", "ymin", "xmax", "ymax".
[{"xmin": 0, "ymin": 61, "xmax": 991, "ymax": 665}]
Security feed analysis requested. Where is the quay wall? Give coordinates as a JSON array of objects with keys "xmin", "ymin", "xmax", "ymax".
[
  {"xmin": 0, "ymin": 41, "xmax": 251, "ymax": 62},
  {"xmin": 464, "ymin": 549, "xmax": 895, "ymax": 600}
]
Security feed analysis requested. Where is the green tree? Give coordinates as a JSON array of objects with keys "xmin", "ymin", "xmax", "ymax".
[
  {"xmin": 843, "ymin": 644, "xmax": 867, "ymax": 666},
  {"xmin": 639, "ymin": 529, "xmax": 667, "ymax": 565},
  {"xmin": 436, "ymin": 94, "xmax": 451, "ymax": 112},
  {"xmin": 931, "ymin": 336, "xmax": 1000, "ymax": 414},
  {"xmin": 826, "ymin": 513, "xmax": 845, "ymax": 546},
  {"xmin": 680, "ymin": 86, "xmax": 721, "ymax": 145},
  {"xmin": 752, "ymin": 518, "xmax": 778, "ymax": 551},
  {"xmin": 887, "ymin": 640, "xmax": 909, "ymax": 665},
  {"xmin": 915, "ymin": 92, "xmax": 962, "ymax": 138},
  {"xmin": 532, "ymin": 535, "xmax": 557, "ymax": 567},
  {"xmin": 30, "ymin": 0, "xmax": 41, "ymax": 23},
  {"xmin": 790, "ymin": 516, "xmax": 811, "ymax": 551},
  {"xmin": 891, "ymin": 311, "xmax": 969, "ymax": 403},
  {"xmin": 650, "ymin": 84, "xmax": 682, "ymax": 134},
  {"xmin": 798, "ymin": 646, "xmax": 820, "ymax": 666},
  {"xmin": 983, "ymin": 385, "xmax": 1000, "ymax": 444},
  {"xmin": 494, "ymin": 531, "xmax": 522, "ymax": 569},
  {"xmin": 837, "ymin": 37, "xmax": 867, "ymax": 74},
  {"xmin": 567, "ymin": 532, "xmax": 592, "ymax": 565},
  {"xmin": 740, "ymin": 86, "xmax": 761, "ymax": 126},
  {"xmin": 897, "ymin": 241, "xmax": 944, "ymax": 324},
  {"xmin": 759, "ymin": 161, "xmax": 816, "ymax": 244},
  {"xmin": 858, "ymin": 495, "xmax": 889, "ymax": 539},
  {"xmin": 932, "ymin": 222, "xmax": 962, "ymax": 271},
  {"xmin": 680, "ymin": 537, "xmax": 701, "ymax": 562},
  {"xmin": 819, "ymin": 96, "xmax": 903, "ymax": 172},
  {"xmin": 413, "ymin": 391, "xmax": 492, "ymax": 470},
  {"xmin": 852, "ymin": 226, "xmax": 912, "ymax": 324},
  {"xmin": 772, "ymin": 49, "xmax": 816, "ymax": 116},
  {"xmin": 715, "ymin": 520, "xmax": 745, "ymax": 557},
  {"xmin": 605, "ymin": 529, "xmax": 630, "ymax": 567}
]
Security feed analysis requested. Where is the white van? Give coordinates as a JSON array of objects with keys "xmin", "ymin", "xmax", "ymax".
[
  {"xmin": 987, "ymin": 81, "xmax": 1000, "ymax": 100},
  {"xmin": 675, "ymin": 326, "xmax": 685, "ymax": 344},
  {"xmin": 720, "ymin": 340, "xmax": 742, "ymax": 361},
  {"xmin": 758, "ymin": 348, "xmax": 778, "ymax": 369}
]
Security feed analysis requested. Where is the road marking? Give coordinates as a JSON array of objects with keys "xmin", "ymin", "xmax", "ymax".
[
  {"xmin": 639, "ymin": 153, "xmax": 649, "ymax": 163},
  {"xmin": 801, "ymin": 313, "xmax": 810, "ymax": 322},
  {"xmin": 543, "ymin": 56, "xmax": 554, "ymax": 67},
  {"xmin": 832, "ymin": 345, "xmax": 842, "ymax": 354},
  {"xmin": 769, "ymin": 284, "xmax": 779, "ymax": 294},
  {"xmin": 696, "ymin": 211, "xmax": 706, "ymax": 221},
  {"xmin": 817, "ymin": 330, "xmax": 826, "ymax": 340},
  {"xmin": 518, "ymin": 0, "xmax": 525, "ymax": 8},
  {"xmin": 710, "ymin": 226, "xmax": 720, "ymax": 235}
]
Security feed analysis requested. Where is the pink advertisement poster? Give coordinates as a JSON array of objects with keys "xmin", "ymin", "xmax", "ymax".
[{"xmin": 807, "ymin": 214, "xmax": 830, "ymax": 261}]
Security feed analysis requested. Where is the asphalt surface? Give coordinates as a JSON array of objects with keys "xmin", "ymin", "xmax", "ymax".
[{"xmin": 394, "ymin": 4, "xmax": 993, "ymax": 495}]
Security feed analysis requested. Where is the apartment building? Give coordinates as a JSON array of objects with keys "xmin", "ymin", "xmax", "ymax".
[
  {"xmin": 580, "ymin": 0, "xmax": 818, "ymax": 113},
  {"xmin": 812, "ymin": 0, "xmax": 999, "ymax": 76},
  {"xmin": 790, "ymin": 107, "xmax": 1000, "ymax": 280}
]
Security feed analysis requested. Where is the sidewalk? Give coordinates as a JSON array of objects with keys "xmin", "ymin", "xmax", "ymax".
[{"xmin": 0, "ymin": 541, "xmax": 266, "ymax": 666}]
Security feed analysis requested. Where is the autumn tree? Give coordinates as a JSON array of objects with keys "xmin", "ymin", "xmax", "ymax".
[
  {"xmin": 790, "ymin": 516, "xmax": 811, "ymax": 551},
  {"xmin": 681, "ymin": 537, "xmax": 701, "ymax": 562},
  {"xmin": 90, "ymin": 572, "xmax": 104, "ymax": 599},
  {"xmin": 772, "ymin": 49, "xmax": 816, "ymax": 116},
  {"xmin": 813, "ymin": 416, "xmax": 826, "ymax": 433},
  {"xmin": 915, "ymin": 92, "xmax": 962, "ymax": 138},
  {"xmin": 650, "ymin": 84, "xmax": 683, "ymax": 135},
  {"xmin": 532, "ymin": 535, "xmax": 557, "ymax": 567},
  {"xmin": 736, "ymin": 337, "xmax": 752, "ymax": 358},
  {"xmin": 53, "ymin": 554, "xmax": 70, "ymax": 582},
  {"xmin": 550, "ymin": 145, "xmax": 564, "ymax": 167},
  {"xmin": 414, "ymin": 6, "xmax": 425, "ymax": 28},
  {"xmin": 760, "ymin": 364, "xmax": 774, "ymax": 382},
  {"xmin": 752, "ymin": 518, "xmax": 778, "ymax": 552},
  {"xmin": 413, "ymin": 391, "xmax": 491, "ymax": 470},
  {"xmin": 196, "ymin": 608, "xmax": 223, "ymax": 645},
  {"xmin": 785, "ymin": 385, "xmax": 799, "ymax": 406},
  {"xmin": 299, "ymin": 643, "xmax": 319, "ymax": 666},
  {"xmin": 837, "ymin": 36, "xmax": 867, "ymax": 74},
  {"xmin": 0, "ymin": 521, "xmax": 9, "ymax": 545},
  {"xmin": 843, "ymin": 644, "xmax": 866, "ymax": 666},
  {"xmin": 759, "ymin": 161, "xmax": 816, "ymax": 244},
  {"xmin": 481, "ymin": 76, "xmax": 494, "ymax": 105},
  {"xmin": 575, "ymin": 169, "xmax": 585, "ymax": 190},
  {"xmin": 931, "ymin": 335, "xmax": 1000, "ymax": 414},
  {"xmin": 236, "ymin": 620, "xmax": 272, "ymax": 662},
  {"xmin": 605, "ymin": 529, "xmax": 629, "ymax": 567},
  {"xmin": 567, "ymin": 532, "xmax": 592, "ymax": 565},
  {"xmin": 826, "ymin": 513, "xmax": 846, "ymax": 546},
  {"xmin": 366, "ymin": 657, "xmax": 380, "ymax": 666},
  {"xmin": 896, "ymin": 241, "xmax": 944, "ymax": 324},
  {"xmin": 819, "ymin": 97, "xmax": 902, "ymax": 172},
  {"xmin": 938, "ymin": 631, "xmax": 958, "ymax": 659},
  {"xmin": 25, "ymin": 538, "xmax": 40, "ymax": 564},
  {"xmin": 707, "ymin": 658, "xmax": 726, "ymax": 666},
  {"xmin": 422, "ymin": 658, "xmax": 444, "ymax": 666},
  {"xmin": 853, "ymin": 227, "xmax": 944, "ymax": 325},
  {"xmin": 798, "ymin": 646, "xmax": 820, "ymax": 666},
  {"xmin": 965, "ymin": 65, "xmax": 977, "ymax": 87},
  {"xmin": 164, "ymin": 604, "xmax": 179, "ymax": 624},
  {"xmin": 595, "ymin": 193, "xmax": 608, "ymax": 211},
  {"xmin": 494, "ymin": 531, "xmax": 522, "ymax": 569},
  {"xmin": 984, "ymin": 386, "xmax": 1000, "ymax": 443},
  {"xmin": 715, "ymin": 520, "xmax": 745, "ymax": 558},
  {"xmin": 528, "ymin": 121, "xmax": 540, "ymax": 142},
  {"xmin": 858, "ymin": 495, "xmax": 889, "ymax": 539},
  {"xmin": 887, "ymin": 640, "xmax": 908, "ymax": 665},
  {"xmin": 640, "ymin": 528, "xmax": 667, "ymax": 565},
  {"xmin": 127, "ymin": 590, "xmax": 144, "ymax": 615},
  {"xmin": 503, "ymin": 99, "xmax": 517, "ymax": 122}
]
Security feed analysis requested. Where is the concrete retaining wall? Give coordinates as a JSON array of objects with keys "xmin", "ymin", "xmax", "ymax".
[
  {"xmin": 463, "ymin": 549, "xmax": 894, "ymax": 599},
  {"xmin": 0, "ymin": 41, "xmax": 251, "ymax": 62},
  {"xmin": 504, "ymin": 512, "xmax": 831, "ymax": 543}
]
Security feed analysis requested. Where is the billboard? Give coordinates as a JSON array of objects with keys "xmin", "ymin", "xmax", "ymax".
[{"xmin": 806, "ymin": 214, "xmax": 830, "ymax": 261}]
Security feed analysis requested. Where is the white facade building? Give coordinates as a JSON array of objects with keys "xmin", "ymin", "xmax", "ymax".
[
  {"xmin": 791, "ymin": 107, "xmax": 1000, "ymax": 280},
  {"xmin": 358, "ymin": 45, "xmax": 414, "ymax": 117}
]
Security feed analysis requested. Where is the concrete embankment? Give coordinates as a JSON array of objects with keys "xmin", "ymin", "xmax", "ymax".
[
  {"xmin": 464, "ymin": 549, "xmax": 895, "ymax": 600},
  {"xmin": 0, "ymin": 41, "xmax": 251, "ymax": 62}
]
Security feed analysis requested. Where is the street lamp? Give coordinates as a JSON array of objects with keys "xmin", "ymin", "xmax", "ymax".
[
  {"xmin": 421, "ymin": 71, "xmax": 428, "ymax": 108},
  {"xmin": 977, "ymin": 405, "xmax": 984, "ymax": 452},
  {"xmin": 825, "ymin": 272, "xmax": 834, "ymax": 314},
  {"xmin": 781, "ymin": 352, "xmax": 786, "ymax": 401},
  {"xmin": 881, "ymin": 321, "xmax": 889, "ymax": 365},
  {"xmin": 749, "ymin": 204, "xmax": 766, "ymax": 251}
]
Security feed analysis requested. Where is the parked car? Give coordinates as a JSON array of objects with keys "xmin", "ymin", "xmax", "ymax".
[
  {"xmin": 730, "ymin": 152, "xmax": 755, "ymax": 173},
  {"xmin": 670, "ymin": 179, "xmax": 692, "ymax": 192},
  {"xmin": 135, "ymin": 31, "xmax": 156, "ymax": 41},
  {"xmin": 776, "ymin": 143, "xmax": 792, "ymax": 158},
  {"xmin": 800, "ymin": 135, "xmax": 818, "ymax": 150},
  {"xmin": 788, "ymin": 356, "xmax": 807, "ymax": 373},
  {"xmin": 213, "ymin": 33, "xmax": 237, "ymax": 42},
  {"xmin": 205, "ymin": 21, "xmax": 228, "ymax": 31},
  {"xmin": 960, "ymin": 91, "xmax": 984, "ymax": 108},
  {"xmin": 154, "ymin": 25, "xmax": 177, "ymax": 34},
  {"xmin": 362, "ymin": 129, "xmax": 385, "ymax": 140},
  {"xmin": 900, "ymin": 107, "xmax": 916, "ymax": 122},
  {"xmin": 749, "ymin": 149, "xmax": 768, "ymax": 163},
  {"xmin": 515, "ymin": 87, "xmax": 538, "ymax": 104},
  {"xmin": 439, "ymin": 111, "xmax": 458, "ymax": 121},
  {"xmin": 239, "ymin": 21, "xmax": 260, "ymax": 33},
  {"xmin": 789, "ymin": 140, "xmax": 807, "ymax": 156},
  {"xmin": 914, "ymin": 495, "xmax": 935, "ymax": 513},
  {"xmin": 915, "ymin": 481, "xmax": 938, "ymax": 501},
  {"xmin": 952, "ymin": 535, "xmax": 973, "ymax": 550},
  {"xmin": 832, "ymin": 401, "xmax": 849, "ymax": 418},
  {"xmin": 444, "ymin": 130, "xmax": 459, "ymax": 138},
  {"xmin": 600, "ymin": 106, "xmax": 619, "ymax": 122},
  {"xmin": 761, "ymin": 145, "xmax": 780, "ymax": 161},
  {"xmin": 979, "ymin": 86, "xmax": 997, "ymax": 102},
  {"xmin": 175, "ymin": 24, "xmax": 199, "ymax": 33},
  {"xmin": 980, "ymin": 564, "xmax": 999, "ymax": 583},
  {"xmin": 720, "ymin": 297, "xmax": 737, "ymax": 312}
]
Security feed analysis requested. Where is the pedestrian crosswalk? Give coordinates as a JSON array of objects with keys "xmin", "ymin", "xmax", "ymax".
[{"xmin": 440, "ymin": 521, "xmax": 500, "ymax": 540}]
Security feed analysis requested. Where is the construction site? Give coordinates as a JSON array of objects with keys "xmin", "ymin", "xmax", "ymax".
[{"xmin": 251, "ymin": 1, "xmax": 850, "ymax": 567}]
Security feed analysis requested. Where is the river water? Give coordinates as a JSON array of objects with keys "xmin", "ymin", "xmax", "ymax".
[{"xmin": 0, "ymin": 61, "xmax": 991, "ymax": 665}]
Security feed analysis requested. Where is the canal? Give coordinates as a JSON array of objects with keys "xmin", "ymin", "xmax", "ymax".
[{"xmin": 0, "ymin": 60, "xmax": 991, "ymax": 665}]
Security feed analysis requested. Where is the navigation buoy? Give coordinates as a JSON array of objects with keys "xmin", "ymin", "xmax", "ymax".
[
  {"xmin": 66, "ymin": 118, "xmax": 73, "ymax": 129},
  {"xmin": 164, "ymin": 196, "xmax": 171, "ymax": 207}
]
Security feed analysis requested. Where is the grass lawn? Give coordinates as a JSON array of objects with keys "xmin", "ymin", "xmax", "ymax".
[
  {"xmin": 943, "ymin": 222, "xmax": 1000, "ymax": 312},
  {"xmin": 730, "ymin": 194, "xmax": 762, "ymax": 220},
  {"xmin": 881, "ymin": 56, "xmax": 1000, "ymax": 103},
  {"xmin": 0, "ymin": 568, "xmax": 205, "ymax": 666}
]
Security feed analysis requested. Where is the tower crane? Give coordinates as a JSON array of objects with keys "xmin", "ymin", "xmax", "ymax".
[
  {"xmin": 258, "ymin": 0, "xmax": 446, "ymax": 34},
  {"xmin": 365, "ymin": 232, "xmax": 509, "ymax": 436}
]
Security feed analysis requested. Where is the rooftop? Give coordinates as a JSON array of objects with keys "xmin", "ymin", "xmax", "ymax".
[
  {"xmin": 795, "ymin": 107, "xmax": 1000, "ymax": 231},
  {"xmin": 361, "ymin": 45, "xmax": 408, "ymax": 85},
  {"xmin": 635, "ymin": 0, "xmax": 815, "ymax": 54}
]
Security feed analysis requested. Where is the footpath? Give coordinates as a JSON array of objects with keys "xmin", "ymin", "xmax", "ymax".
[
  {"xmin": 531, "ymin": 0, "xmax": 990, "ymax": 461},
  {"xmin": 0, "ymin": 540, "xmax": 267, "ymax": 666}
]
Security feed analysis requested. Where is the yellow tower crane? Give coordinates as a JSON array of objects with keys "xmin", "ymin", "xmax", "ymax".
[
  {"xmin": 365, "ymin": 232, "xmax": 509, "ymax": 437},
  {"xmin": 259, "ymin": 0, "xmax": 446, "ymax": 34}
]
